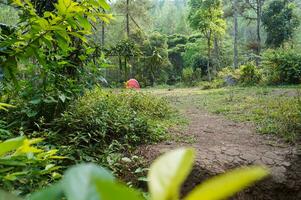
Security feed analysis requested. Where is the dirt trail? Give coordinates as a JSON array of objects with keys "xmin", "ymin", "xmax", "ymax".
[{"xmin": 139, "ymin": 89, "xmax": 301, "ymax": 200}]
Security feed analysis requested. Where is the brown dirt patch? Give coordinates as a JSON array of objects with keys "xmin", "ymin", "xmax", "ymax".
[{"xmin": 138, "ymin": 88, "xmax": 301, "ymax": 200}]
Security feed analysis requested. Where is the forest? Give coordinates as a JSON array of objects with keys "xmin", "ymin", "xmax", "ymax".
[{"xmin": 0, "ymin": 0, "xmax": 300, "ymax": 199}]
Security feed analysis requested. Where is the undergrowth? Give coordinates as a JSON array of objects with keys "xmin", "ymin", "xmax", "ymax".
[{"xmin": 47, "ymin": 88, "xmax": 177, "ymax": 184}]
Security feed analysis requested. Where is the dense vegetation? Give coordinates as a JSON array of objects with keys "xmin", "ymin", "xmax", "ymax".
[{"xmin": 0, "ymin": 0, "xmax": 300, "ymax": 198}]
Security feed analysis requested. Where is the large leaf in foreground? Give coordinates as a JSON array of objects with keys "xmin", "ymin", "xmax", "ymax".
[
  {"xmin": 62, "ymin": 163, "xmax": 115, "ymax": 200},
  {"xmin": 148, "ymin": 148, "xmax": 196, "ymax": 200},
  {"xmin": 0, "ymin": 137, "xmax": 25, "ymax": 156},
  {"xmin": 29, "ymin": 183, "xmax": 64, "ymax": 200},
  {"xmin": 185, "ymin": 166, "xmax": 269, "ymax": 200},
  {"xmin": 0, "ymin": 190, "xmax": 22, "ymax": 200},
  {"xmin": 95, "ymin": 180, "xmax": 144, "ymax": 200}
]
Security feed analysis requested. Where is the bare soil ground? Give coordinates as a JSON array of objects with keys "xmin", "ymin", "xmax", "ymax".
[{"xmin": 138, "ymin": 88, "xmax": 301, "ymax": 200}]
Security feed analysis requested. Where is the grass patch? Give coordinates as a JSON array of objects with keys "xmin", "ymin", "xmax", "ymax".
[{"xmin": 196, "ymin": 86, "xmax": 301, "ymax": 142}]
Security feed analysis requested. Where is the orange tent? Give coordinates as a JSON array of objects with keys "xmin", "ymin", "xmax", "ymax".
[{"xmin": 125, "ymin": 79, "xmax": 140, "ymax": 90}]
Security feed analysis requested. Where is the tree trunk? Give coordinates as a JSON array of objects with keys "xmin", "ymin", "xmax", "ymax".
[
  {"xmin": 207, "ymin": 32, "xmax": 212, "ymax": 81},
  {"xmin": 150, "ymin": 65, "xmax": 155, "ymax": 86},
  {"xmin": 101, "ymin": 9, "xmax": 105, "ymax": 47},
  {"xmin": 126, "ymin": 0, "xmax": 130, "ymax": 38},
  {"xmin": 233, "ymin": 0, "xmax": 238, "ymax": 68},
  {"xmin": 101, "ymin": 21, "xmax": 105, "ymax": 47},
  {"xmin": 124, "ymin": 57, "xmax": 128, "ymax": 81},
  {"xmin": 119, "ymin": 56, "xmax": 122, "ymax": 82},
  {"xmin": 256, "ymin": 0, "xmax": 262, "ymax": 66},
  {"xmin": 213, "ymin": 36, "xmax": 220, "ymax": 72}
]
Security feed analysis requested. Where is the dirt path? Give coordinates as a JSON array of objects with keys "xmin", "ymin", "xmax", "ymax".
[{"xmin": 139, "ymin": 88, "xmax": 301, "ymax": 200}]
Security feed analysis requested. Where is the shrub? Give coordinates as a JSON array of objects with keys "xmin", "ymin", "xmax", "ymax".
[
  {"xmin": 182, "ymin": 67, "xmax": 202, "ymax": 86},
  {"xmin": 262, "ymin": 49, "xmax": 301, "ymax": 84},
  {"xmin": 216, "ymin": 64, "xmax": 261, "ymax": 86},
  {"xmin": 182, "ymin": 67, "xmax": 194, "ymax": 86},
  {"xmin": 217, "ymin": 67, "xmax": 240, "ymax": 86},
  {"xmin": 197, "ymin": 79, "xmax": 224, "ymax": 90},
  {"xmin": 238, "ymin": 63, "xmax": 262, "ymax": 85},
  {"xmin": 0, "ymin": 137, "xmax": 64, "ymax": 195},
  {"xmin": 52, "ymin": 88, "xmax": 174, "ymax": 162},
  {"xmin": 0, "ymin": 103, "xmax": 14, "ymax": 140}
]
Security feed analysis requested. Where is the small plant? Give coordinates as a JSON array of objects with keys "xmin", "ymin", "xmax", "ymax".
[
  {"xmin": 0, "ymin": 103, "xmax": 14, "ymax": 111},
  {"xmin": 216, "ymin": 64, "xmax": 261, "ymax": 87},
  {"xmin": 262, "ymin": 49, "xmax": 301, "ymax": 85},
  {"xmin": 0, "ymin": 136, "xmax": 65, "ymax": 194},
  {"xmin": 182, "ymin": 67, "xmax": 194, "ymax": 86},
  {"xmin": 51, "ymin": 88, "xmax": 175, "ymax": 169},
  {"xmin": 0, "ymin": 148, "xmax": 269, "ymax": 200},
  {"xmin": 0, "ymin": 103, "xmax": 15, "ymax": 140},
  {"xmin": 238, "ymin": 63, "xmax": 261, "ymax": 85},
  {"xmin": 182, "ymin": 67, "xmax": 201, "ymax": 86}
]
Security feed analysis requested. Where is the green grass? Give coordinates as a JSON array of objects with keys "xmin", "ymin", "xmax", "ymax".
[
  {"xmin": 196, "ymin": 86, "xmax": 301, "ymax": 142},
  {"xmin": 145, "ymin": 85, "xmax": 301, "ymax": 142}
]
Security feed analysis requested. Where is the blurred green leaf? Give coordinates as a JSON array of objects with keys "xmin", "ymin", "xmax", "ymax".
[
  {"xmin": 62, "ymin": 163, "xmax": 115, "ymax": 200},
  {"xmin": 29, "ymin": 183, "xmax": 64, "ymax": 200},
  {"xmin": 95, "ymin": 180, "xmax": 144, "ymax": 200},
  {"xmin": 0, "ymin": 190, "xmax": 22, "ymax": 200},
  {"xmin": 98, "ymin": 0, "xmax": 110, "ymax": 10},
  {"xmin": 185, "ymin": 166, "xmax": 269, "ymax": 200},
  {"xmin": 0, "ymin": 137, "xmax": 25, "ymax": 156},
  {"xmin": 148, "ymin": 148, "xmax": 195, "ymax": 200}
]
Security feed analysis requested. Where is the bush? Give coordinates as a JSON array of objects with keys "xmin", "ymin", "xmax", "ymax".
[
  {"xmin": 0, "ymin": 137, "xmax": 64, "ymax": 195},
  {"xmin": 182, "ymin": 67, "xmax": 202, "ymax": 86},
  {"xmin": 217, "ymin": 67, "xmax": 240, "ymax": 86},
  {"xmin": 216, "ymin": 64, "xmax": 261, "ymax": 86},
  {"xmin": 182, "ymin": 67, "xmax": 194, "ymax": 86},
  {"xmin": 52, "ymin": 88, "xmax": 174, "ymax": 162},
  {"xmin": 262, "ymin": 49, "xmax": 301, "ymax": 84},
  {"xmin": 239, "ymin": 63, "xmax": 261, "ymax": 85},
  {"xmin": 197, "ymin": 80, "xmax": 224, "ymax": 90}
]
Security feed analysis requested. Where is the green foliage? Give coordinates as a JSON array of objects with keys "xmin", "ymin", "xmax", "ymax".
[
  {"xmin": 148, "ymin": 148, "xmax": 196, "ymax": 200},
  {"xmin": 52, "ymin": 88, "xmax": 173, "ymax": 163},
  {"xmin": 182, "ymin": 67, "xmax": 202, "ymax": 86},
  {"xmin": 108, "ymin": 39, "xmax": 142, "ymax": 81},
  {"xmin": 0, "ymin": 103, "xmax": 14, "ymax": 140},
  {"xmin": 0, "ymin": 0, "xmax": 112, "ymax": 129},
  {"xmin": 0, "ymin": 137, "xmax": 64, "ymax": 194},
  {"xmin": 183, "ymin": 41, "xmax": 209, "ymax": 75},
  {"xmin": 0, "ymin": 103, "xmax": 14, "ymax": 111},
  {"xmin": 262, "ymin": 0, "xmax": 300, "ymax": 47},
  {"xmin": 217, "ymin": 67, "xmax": 240, "ymax": 84},
  {"xmin": 0, "ymin": 4, "xmax": 19, "ymax": 26},
  {"xmin": 182, "ymin": 67, "xmax": 194, "ymax": 86},
  {"xmin": 188, "ymin": 0, "xmax": 226, "ymax": 37},
  {"xmin": 262, "ymin": 49, "xmax": 301, "ymax": 84},
  {"xmin": 0, "ymin": 0, "xmax": 111, "ymax": 81},
  {"xmin": 167, "ymin": 34, "xmax": 188, "ymax": 80},
  {"xmin": 238, "ymin": 63, "xmax": 261, "ymax": 86},
  {"xmin": 135, "ymin": 32, "xmax": 172, "ymax": 86},
  {"xmin": 0, "ymin": 148, "xmax": 268, "ymax": 200},
  {"xmin": 188, "ymin": 0, "xmax": 226, "ymax": 80},
  {"xmin": 215, "ymin": 64, "xmax": 261, "ymax": 86},
  {"xmin": 151, "ymin": 0, "xmax": 191, "ymax": 35}
]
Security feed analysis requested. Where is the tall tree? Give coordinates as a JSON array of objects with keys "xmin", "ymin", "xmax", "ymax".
[
  {"xmin": 188, "ymin": 0, "xmax": 226, "ymax": 81},
  {"xmin": 151, "ymin": 0, "xmax": 191, "ymax": 35},
  {"xmin": 113, "ymin": 0, "xmax": 152, "ymax": 37},
  {"xmin": 262, "ymin": 0, "xmax": 300, "ymax": 47},
  {"xmin": 233, "ymin": 0, "xmax": 238, "ymax": 68},
  {"xmin": 245, "ymin": 0, "xmax": 265, "ymax": 66}
]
